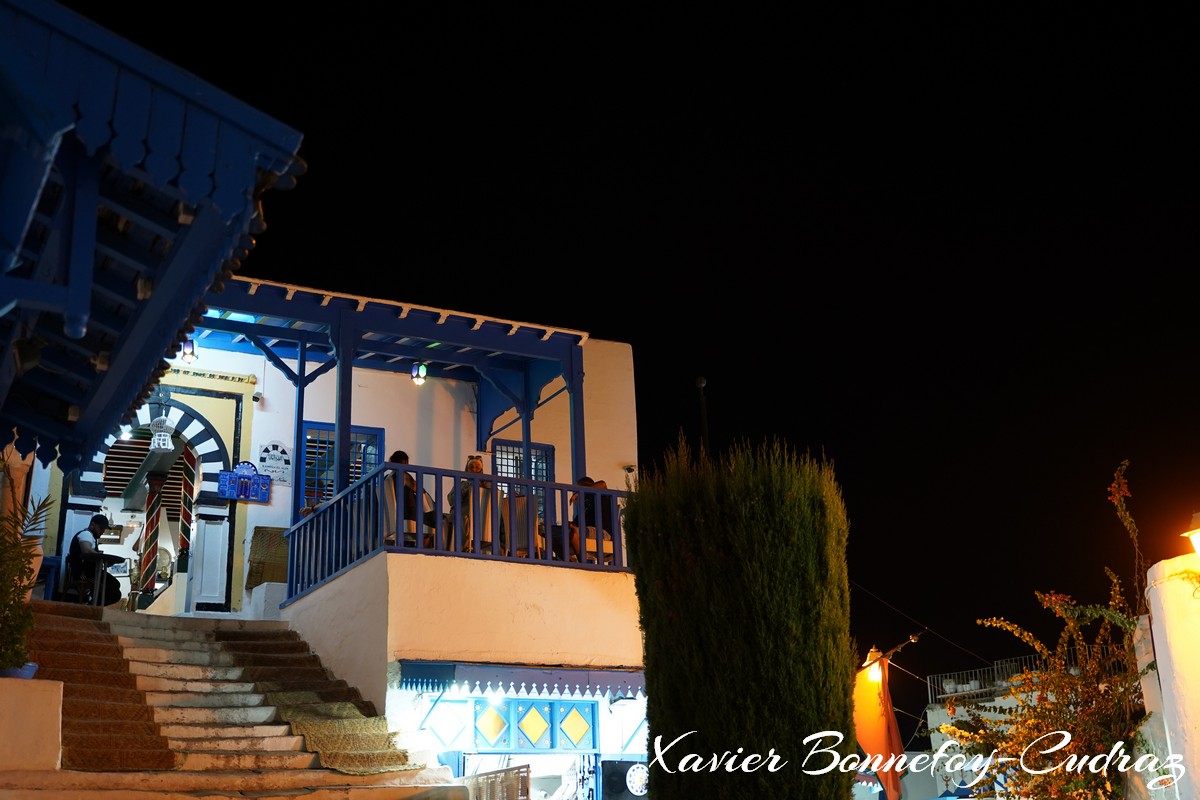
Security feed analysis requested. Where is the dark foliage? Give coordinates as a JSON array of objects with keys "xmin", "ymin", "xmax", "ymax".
[{"xmin": 624, "ymin": 436, "xmax": 856, "ymax": 799}]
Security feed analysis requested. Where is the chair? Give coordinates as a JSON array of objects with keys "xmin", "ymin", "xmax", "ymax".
[
  {"xmin": 62, "ymin": 552, "xmax": 124, "ymax": 605},
  {"xmin": 583, "ymin": 526, "xmax": 615, "ymax": 564},
  {"xmin": 382, "ymin": 471, "xmax": 437, "ymax": 549},
  {"xmin": 534, "ymin": 523, "xmax": 615, "ymax": 564},
  {"xmin": 38, "ymin": 555, "xmax": 62, "ymax": 601},
  {"xmin": 61, "ymin": 562, "xmax": 94, "ymax": 604},
  {"xmin": 502, "ymin": 495, "xmax": 535, "ymax": 557},
  {"xmin": 382, "ymin": 472, "xmax": 398, "ymax": 545}
]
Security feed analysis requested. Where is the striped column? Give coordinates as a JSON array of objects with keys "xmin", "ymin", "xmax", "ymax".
[
  {"xmin": 140, "ymin": 476, "xmax": 165, "ymax": 594},
  {"xmin": 178, "ymin": 448, "xmax": 197, "ymax": 557}
]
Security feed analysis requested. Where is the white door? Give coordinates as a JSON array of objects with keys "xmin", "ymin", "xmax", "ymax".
[{"xmin": 187, "ymin": 516, "xmax": 229, "ymax": 610}]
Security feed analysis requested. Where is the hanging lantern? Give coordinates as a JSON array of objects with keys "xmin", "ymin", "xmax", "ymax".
[{"xmin": 149, "ymin": 413, "xmax": 175, "ymax": 453}]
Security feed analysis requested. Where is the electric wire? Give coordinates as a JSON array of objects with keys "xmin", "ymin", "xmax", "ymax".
[{"xmin": 852, "ymin": 579, "xmax": 994, "ymax": 666}]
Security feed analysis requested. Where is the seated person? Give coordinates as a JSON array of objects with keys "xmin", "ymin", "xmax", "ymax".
[
  {"xmin": 548, "ymin": 477, "xmax": 613, "ymax": 562},
  {"xmin": 388, "ymin": 450, "xmax": 438, "ymax": 542},
  {"xmin": 594, "ymin": 479, "xmax": 617, "ymax": 539},
  {"xmin": 571, "ymin": 477, "xmax": 616, "ymax": 562},
  {"xmin": 65, "ymin": 513, "xmax": 123, "ymax": 605},
  {"xmin": 447, "ymin": 455, "xmax": 502, "ymax": 552}
]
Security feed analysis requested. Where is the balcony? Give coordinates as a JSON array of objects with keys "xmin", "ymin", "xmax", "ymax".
[
  {"xmin": 285, "ymin": 464, "xmax": 630, "ymax": 603},
  {"xmin": 925, "ymin": 646, "xmax": 1126, "ymax": 706}
]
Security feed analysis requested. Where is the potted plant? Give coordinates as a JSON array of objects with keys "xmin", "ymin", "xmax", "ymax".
[{"xmin": 0, "ymin": 459, "xmax": 51, "ymax": 677}]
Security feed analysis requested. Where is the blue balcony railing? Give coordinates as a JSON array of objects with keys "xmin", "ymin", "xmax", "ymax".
[{"xmin": 284, "ymin": 463, "xmax": 630, "ymax": 601}]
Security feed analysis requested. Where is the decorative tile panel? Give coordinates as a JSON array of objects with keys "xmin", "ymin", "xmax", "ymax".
[
  {"xmin": 559, "ymin": 703, "xmax": 595, "ymax": 749},
  {"xmin": 475, "ymin": 701, "xmax": 510, "ymax": 748},
  {"xmin": 518, "ymin": 703, "xmax": 551, "ymax": 748}
]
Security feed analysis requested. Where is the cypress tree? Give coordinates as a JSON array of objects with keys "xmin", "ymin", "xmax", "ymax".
[{"xmin": 624, "ymin": 437, "xmax": 856, "ymax": 799}]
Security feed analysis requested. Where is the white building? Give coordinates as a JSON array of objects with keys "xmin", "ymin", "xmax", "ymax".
[{"xmin": 29, "ymin": 276, "xmax": 649, "ymax": 798}]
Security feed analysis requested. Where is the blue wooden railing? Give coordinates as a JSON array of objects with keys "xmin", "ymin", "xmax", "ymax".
[{"xmin": 284, "ymin": 464, "xmax": 630, "ymax": 602}]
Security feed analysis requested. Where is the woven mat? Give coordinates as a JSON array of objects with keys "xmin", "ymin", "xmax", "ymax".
[
  {"xmin": 246, "ymin": 526, "xmax": 288, "ymax": 589},
  {"xmin": 279, "ymin": 705, "xmax": 425, "ymax": 775}
]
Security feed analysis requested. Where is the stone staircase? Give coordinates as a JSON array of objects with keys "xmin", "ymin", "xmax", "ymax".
[{"xmin": 0, "ymin": 600, "xmax": 466, "ymax": 799}]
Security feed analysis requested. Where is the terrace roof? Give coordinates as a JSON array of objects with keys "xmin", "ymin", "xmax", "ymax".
[
  {"xmin": 0, "ymin": 0, "xmax": 304, "ymax": 470},
  {"xmin": 195, "ymin": 277, "xmax": 592, "ymax": 489}
]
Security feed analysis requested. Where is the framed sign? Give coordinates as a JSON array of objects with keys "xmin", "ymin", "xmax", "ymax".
[{"xmin": 257, "ymin": 440, "xmax": 293, "ymax": 485}]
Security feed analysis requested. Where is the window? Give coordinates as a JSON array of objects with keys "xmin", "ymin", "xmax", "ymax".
[
  {"xmin": 300, "ymin": 422, "xmax": 383, "ymax": 506},
  {"xmin": 492, "ymin": 439, "xmax": 554, "ymax": 517},
  {"xmin": 493, "ymin": 439, "xmax": 554, "ymax": 486}
]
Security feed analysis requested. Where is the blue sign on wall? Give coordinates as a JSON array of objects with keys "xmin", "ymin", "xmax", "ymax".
[{"xmin": 217, "ymin": 461, "xmax": 271, "ymax": 503}]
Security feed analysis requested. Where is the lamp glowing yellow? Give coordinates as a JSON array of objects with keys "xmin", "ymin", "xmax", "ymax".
[
  {"xmin": 1183, "ymin": 511, "xmax": 1200, "ymax": 557},
  {"xmin": 865, "ymin": 646, "xmax": 883, "ymax": 683}
]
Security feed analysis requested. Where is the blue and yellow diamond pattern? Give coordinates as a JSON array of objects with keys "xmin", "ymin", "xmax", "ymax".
[{"xmin": 469, "ymin": 699, "xmax": 596, "ymax": 751}]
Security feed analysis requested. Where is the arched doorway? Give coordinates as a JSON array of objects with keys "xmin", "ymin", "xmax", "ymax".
[{"xmin": 65, "ymin": 390, "xmax": 235, "ymax": 612}]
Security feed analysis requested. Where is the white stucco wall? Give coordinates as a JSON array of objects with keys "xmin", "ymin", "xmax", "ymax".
[
  {"xmin": 0, "ymin": 677, "xmax": 62, "ymax": 770},
  {"xmin": 1145, "ymin": 553, "xmax": 1200, "ymax": 800},
  {"xmin": 384, "ymin": 553, "xmax": 642, "ymax": 668},
  {"xmin": 282, "ymin": 552, "xmax": 643, "ymax": 714},
  {"xmin": 500, "ymin": 338, "xmax": 640, "ymax": 484},
  {"xmin": 281, "ymin": 553, "xmax": 392, "ymax": 712}
]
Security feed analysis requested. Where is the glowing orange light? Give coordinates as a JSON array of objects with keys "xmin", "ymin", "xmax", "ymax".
[{"xmin": 864, "ymin": 646, "xmax": 883, "ymax": 683}]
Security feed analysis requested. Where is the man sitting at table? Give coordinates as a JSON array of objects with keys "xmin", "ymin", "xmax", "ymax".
[{"xmin": 65, "ymin": 513, "xmax": 123, "ymax": 605}]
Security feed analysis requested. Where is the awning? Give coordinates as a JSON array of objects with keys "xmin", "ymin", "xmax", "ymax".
[{"xmin": 399, "ymin": 660, "xmax": 644, "ymax": 698}]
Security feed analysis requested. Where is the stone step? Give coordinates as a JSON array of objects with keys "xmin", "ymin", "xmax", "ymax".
[
  {"xmin": 101, "ymin": 606, "xmax": 292, "ymax": 634},
  {"xmin": 105, "ymin": 621, "xmax": 298, "ymax": 642},
  {"xmin": 134, "ymin": 674, "xmax": 258, "ymax": 693},
  {"xmin": 176, "ymin": 749, "xmax": 321, "ymax": 771},
  {"xmin": 126, "ymin": 659, "xmax": 331, "ymax": 682},
  {"xmin": 157, "ymin": 721, "xmax": 293, "ymax": 740},
  {"xmin": 125, "ymin": 660, "xmax": 249, "ymax": 681},
  {"xmin": 0, "ymin": 770, "xmax": 467, "ymax": 799},
  {"xmin": 113, "ymin": 635, "xmax": 312, "ymax": 657},
  {"xmin": 163, "ymin": 732, "xmax": 306, "ymax": 751},
  {"xmin": 30, "ymin": 639, "xmax": 123, "ymax": 658},
  {"xmin": 143, "ymin": 689, "xmax": 270, "ymax": 707},
  {"xmin": 16, "ymin": 600, "xmax": 452, "ymax": 798},
  {"xmin": 122, "ymin": 645, "xmax": 323, "ymax": 668},
  {"xmin": 114, "ymin": 634, "xmax": 225, "ymax": 653},
  {"xmin": 134, "ymin": 673, "xmax": 349, "ymax": 697},
  {"xmin": 151, "ymin": 704, "xmax": 280, "ymax": 726}
]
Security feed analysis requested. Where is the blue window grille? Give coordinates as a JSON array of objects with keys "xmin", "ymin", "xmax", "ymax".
[
  {"xmin": 493, "ymin": 439, "xmax": 554, "ymax": 515},
  {"xmin": 300, "ymin": 422, "xmax": 383, "ymax": 507}
]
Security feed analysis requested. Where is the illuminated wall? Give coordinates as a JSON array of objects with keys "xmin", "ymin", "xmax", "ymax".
[{"xmin": 1144, "ymin": 554, "xmax": 1200, "ymax": 800}]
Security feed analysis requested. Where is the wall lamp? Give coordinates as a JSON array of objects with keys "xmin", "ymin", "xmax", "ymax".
[
  {"xmin": 1182, "ymin": 512, "xmax": 1200, "ymax": 557},
  {"xmin": 863, "ymin": 646, "xmax": 883, "ymax": 683},
  {"xmin": 180, "ymin": 339, "xmax": 198, "ymax": 364},
  {"xmin": 411, "ymin": 362, "xmax": 428, "ymax": 386}
]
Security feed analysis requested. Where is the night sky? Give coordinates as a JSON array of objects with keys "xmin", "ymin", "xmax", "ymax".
[{"xmin": 57, "ymin": 2, "xmax": 1197, "ymax": 745}]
